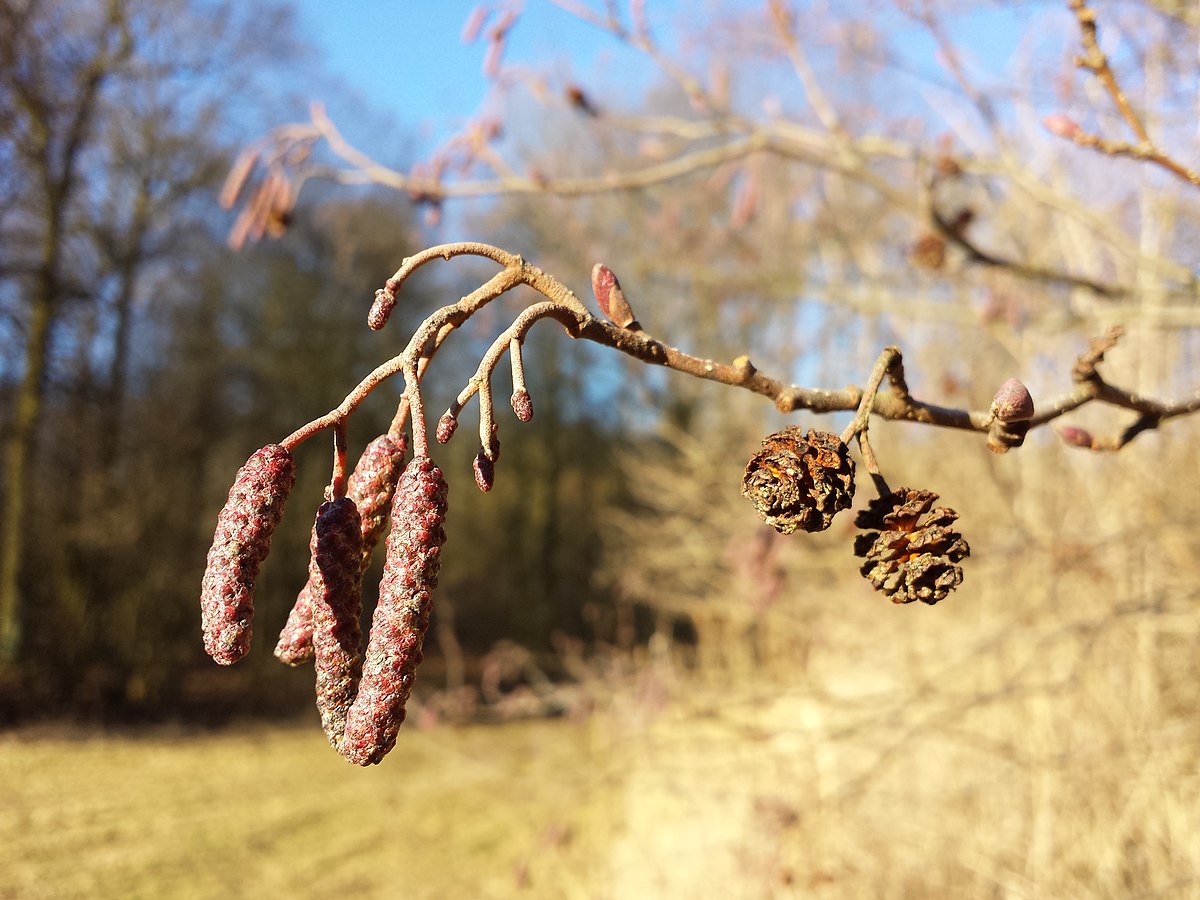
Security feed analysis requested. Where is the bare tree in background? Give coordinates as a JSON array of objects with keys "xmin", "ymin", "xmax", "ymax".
[{"xmin": 0, "ymin": 0, "xmax": 298, "ymax": 669}]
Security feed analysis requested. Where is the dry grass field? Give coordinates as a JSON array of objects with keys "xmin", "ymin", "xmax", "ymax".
[
  {"xmin": 6, "ymin": 418, "xmax": 1200, "ymax": 899},
  {"xmin": 3, "ymin": 643, "xmax": 1198, "ymax": 900}
]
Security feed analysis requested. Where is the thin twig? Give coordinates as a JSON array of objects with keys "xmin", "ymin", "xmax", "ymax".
[
  {"xmin": 841, "ymin": 347, "xmax": 901, "ymax": 445},
  {"xmin": 1066, "ymin": 0, "xmax": 1200, "ymax": 190},
  {"xmin": 279, "ymin": 243, "xmax": 1199, "ymax": 460}
]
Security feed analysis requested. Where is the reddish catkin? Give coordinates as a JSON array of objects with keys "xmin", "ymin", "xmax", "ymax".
[
  {"xmin": 347, "ymin": 433, "xmax": 409, "ymax": 567},
  {"xmin": 200, "ymin": 444, "xmax": 296, "ymax": 665},
  {"xmin": 309, "ymin": 498, "xmax": 366, "ymax": 747},
  {"xmin": 340, "ymin": 456, "xmax": 449, "ymax": 766},
  {"xmin": 273, "ymin": 583, "xmax": 316, "ymax": 666},
  {"xmin": 274, "ymin": 434, "xmax": 408, "ymax": 666}
]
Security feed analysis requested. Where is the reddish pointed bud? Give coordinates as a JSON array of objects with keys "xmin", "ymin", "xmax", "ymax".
[
  {"xmin": 436, "ymin": 413, "xmax": 458, "ymax": 444},
  {"xmin": 511, "ymin": 389, "xmax": 534, "ymax": 422},
  {"xmin": 368, "ymin": 287, "xmax": 397, "ymax": 331},
  {"xmin": 473, "ymin": 450, "xmax": 495, "ymax": 492},
  {"xmin": 990, "ymin": 378, "xmax": 1035, "ymax": 422},
  {"xmin": 341, "ymin": 457, "xmax": 448, "ymax": 765},
  {"xmin": 201, "ymin": 444, "xmax": 296, "ymax": 665},
  {"xmin": 1058, "ymin": 426, "xmax": 1096, "ymax": 449},
  {"xmin": 591, "ymin": 263, "xmax": 638, "ymax": 329},
  {"xmin": 1043, "ymin": 115, "xmax": 1081, "ymax": 140}
]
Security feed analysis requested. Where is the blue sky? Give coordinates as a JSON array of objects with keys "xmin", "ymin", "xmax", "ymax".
[
  {"xmin": 288, "ymin": 2, "xmax": 650, "ymax": 157},
  {"xmin": 286, "ymin": 1, "xmax": 1040, "ymax": 162}
]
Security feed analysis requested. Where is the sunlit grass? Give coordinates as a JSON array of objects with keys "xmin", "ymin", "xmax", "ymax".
[
  {"xmin": 0, "ymin": 719, "xmax": 621, "ymax": 900},
  {"xmin": 4, "ymin": 640, "xmax": 1199, "ymax": 900}
]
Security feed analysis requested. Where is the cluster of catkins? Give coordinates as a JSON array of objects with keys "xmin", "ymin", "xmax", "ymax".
[{"xmin": 200, "ymin": 433, "xmax": 448, "ymax": 765}]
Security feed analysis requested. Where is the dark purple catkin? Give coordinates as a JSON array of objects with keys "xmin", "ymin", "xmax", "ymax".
[
  {"xmin": 340, "ymin": 456, "xmax": 448, "ymax": 766},
  {"xmin": 309, "ymin": 498, "xmax": 366, "ymax": 747},
  {"xmin": 201, "ymin": 444, "xmax": 296, "ymax": 665},
  {"xmin": 274, "ymin": 433, "xmax": 408, "ymax": 666}
]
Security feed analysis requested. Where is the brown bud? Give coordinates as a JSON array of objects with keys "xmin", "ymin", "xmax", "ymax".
[
  {"xmin": 565, "ymin": 83, "xmax": 599, "ymax": 116},
  {"xmin": 990, "ymin": 378, "xmax": 1035, "ymax": 422},
  {"xmin": 910, "ymin": 233, "xmax": 946, "ymax": 271},
  {"xmin": 340, "ymin": 457, "xmax": 449, "ymax": 765},
  {"xmin": 201, "ymin": 444, "xmax": 296, "ymax": 665},
  {"xmin": 591, "ymin": 263, "xmax": 639, "ymax": 329}
]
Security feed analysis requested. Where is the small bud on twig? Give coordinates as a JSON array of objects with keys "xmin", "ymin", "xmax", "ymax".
[
  {"xmin": 1043, "ymin": 114, "xmax": 1082, "ymax": 140},
  {"xmin": 368, "ymin": 287, "xmax": 397, "ymax": 331},
  {"xmin": 591, "ymin": 263, "xmax": 639, "ymax": 329},
  {"xmin": 986, "ymin": 378, "xmax": 1035, "ymax": 453},
  {"xmin": 1058, "ymin": 425, "xmax": 1097, "ymax": 449},
  {"xmin": 511, "ymin": 389, "xmax": 534, "ymax": 422},
  {"xmin": 473, "ymin": 449, "xmax": 495, "ymax": 492},
  {"xmin": 990, "ymin": 378, "xmax": 1035, "ymax": 422},
  {"xmin": 436, "ymin": 412, "xmax": 458, "ymax": 444}
]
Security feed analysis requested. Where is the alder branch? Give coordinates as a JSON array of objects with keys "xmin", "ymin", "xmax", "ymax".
[
  {"xmin": 1056, "ymin": 0, "xmax": 1200, "ymax": 190},
  {"xmin": 278, "ymin": 244, "xmax": 1197, "ymax": 462},
  {"xmin": 215, "ymin": 9, "xmax": 1200, "ymax": 307}
]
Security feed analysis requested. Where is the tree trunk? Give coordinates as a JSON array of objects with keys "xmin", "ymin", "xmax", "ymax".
[{"xmin": 0, "ymin": 265, "xmax": 56, "ymax": 663}]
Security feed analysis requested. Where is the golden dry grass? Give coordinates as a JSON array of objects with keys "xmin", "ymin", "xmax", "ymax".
[
  {"xmin": 3, "ymin": 644, "xmax": 1198, "ymax": 900},
  {"xmin": 0, "ymin": 719, "xmax": 617, "ymax": 900},
  {"xmin": 6, "ymin": 418, "xmax": 1200, "ymax": 899}
]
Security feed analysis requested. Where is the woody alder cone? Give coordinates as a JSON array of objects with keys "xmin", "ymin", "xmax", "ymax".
[
  {"xmin": 340, "ymin": 456, "xmax": 448, "ymax": 766},
  {"xmin": 742, "ymin": 428, "xmax": 855, "ymax": 534},
  {"xmin": 201, "ymin": 444, "xmax": 296, "ymax": 665},
  {"xmin": 853, "ymin": 488, "xmax": 970, "ymax": 605}
]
